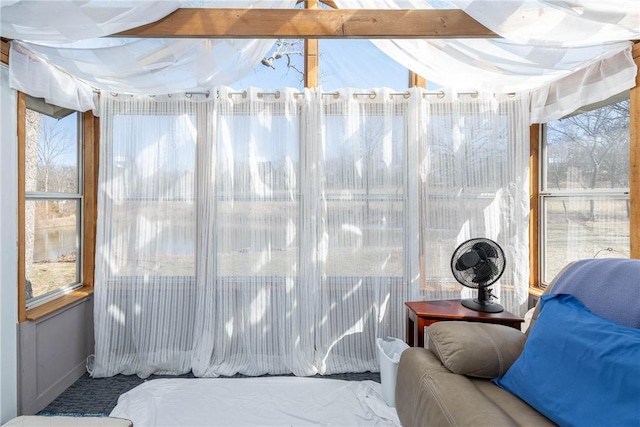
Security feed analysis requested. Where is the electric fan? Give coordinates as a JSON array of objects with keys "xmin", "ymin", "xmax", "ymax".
[{"xmin": 451, "ymin": 238, "xmax": 506, "ymax": 313}]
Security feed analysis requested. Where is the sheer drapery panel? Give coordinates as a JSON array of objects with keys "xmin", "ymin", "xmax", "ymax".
[
  {"xmin": 4, "ymin": 0, "xmax": 297, "ymax": 111},
  {"xmin": 418, "ymin": 92, "xmax": 530, "ymax": 314},
  {"xmin": 94, "ymin": 94, "xmax": 210, "ymax": 377},
  {"xmin": 315, "ymin": 88, "xmax": 417, "ymax": 373},
  {"xmin": 335, "ymin": 0, "xmax": 638, "ymax": 122},
  {"xmin": 191, "ymin": 87, "xmax": 318, "ymax": 377},
  {"xmin": 93, "ymin": 87, "xmax": 529, "ymax": 378}
]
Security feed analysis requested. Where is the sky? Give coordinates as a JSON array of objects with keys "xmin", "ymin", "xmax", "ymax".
[{"xmin": 232, "ymin": 38, "xmax": 414, "ymax": 91}]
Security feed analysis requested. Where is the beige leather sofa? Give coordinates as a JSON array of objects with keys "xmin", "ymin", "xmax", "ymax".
[
  {"xmin": 394, "ymin": 258, "xmax": 640, "ymax": 427},
  {"xmin": 395, "ymin": 321, "xmax": 553, "ymax": 427}
]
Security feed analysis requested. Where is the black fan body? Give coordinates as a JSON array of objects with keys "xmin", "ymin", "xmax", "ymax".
[{"xmin": 451, "ymin": 238, "xmax": 506, "ymax": 313}]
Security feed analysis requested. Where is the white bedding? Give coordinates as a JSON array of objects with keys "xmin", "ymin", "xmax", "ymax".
[{"xmin": 109, "ymin": 377, "xmax": 401, "ymax": 427}]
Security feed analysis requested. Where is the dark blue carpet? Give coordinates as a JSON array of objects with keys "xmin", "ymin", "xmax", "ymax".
[{"xmin": 39, "ymin": 371, "xmax": 381, "ymax": 416}]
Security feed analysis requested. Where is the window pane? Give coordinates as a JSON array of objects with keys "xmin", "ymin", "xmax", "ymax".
[
  {"xmin": 421, "ymin": 111, "xmax": 510, "ymax": 282},
  {"xmin": 324, "ymin": 109, "xmax": 405, "ymax": 278},
  {"xmin": 231, "ymin": 39, "xmax": 305, "ymax": 90},
  {"xmin": 543, "ymin": 197, "xmax": 629, "ymax": 282},
  {"xmin": 216, "ymin": 112, "xmax": 300, "ymax": 278},
  {"xmin": 544, "ymin": 100, "xmax": 629, "ymax": 191},
  {"xmin": 25, "ymin": 199, "xmax": 80, "ymax": 300},
  {"xmin": 113, "ymin": 201, "xmax": 196, "ymax": 277},
  {"xmin": 216, "ymin": 200, "xmax": 299, "ymax": 277},
  {"xmin": 319, "ymin": 39, "xmax": 408, "ymax": 91},
  {"xmin": 111, "ymin": 114, "xmax": 197, "ymax": 277},
  {"xmin": 25, "ymin": 108, "xmax": 79, "ymax": 193}
]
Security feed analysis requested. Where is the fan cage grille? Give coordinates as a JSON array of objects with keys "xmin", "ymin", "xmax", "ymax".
[{"xmin": 450, "ymin": 238, "xmax": 505, "ymax": 289}]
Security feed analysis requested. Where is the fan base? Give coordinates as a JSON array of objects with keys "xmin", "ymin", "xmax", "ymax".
[{"xmin": 461, "ymin": 298, "xmax": 504, "ymax": 313}]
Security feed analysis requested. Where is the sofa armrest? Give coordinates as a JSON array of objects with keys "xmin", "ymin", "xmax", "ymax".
[
  {"xmin": 395, "ymin": 348, "xmax": 520, "ymax": 427},
  {"xmin": 427, "ymin": 321, "xmax": 526, "ymax": 378}
]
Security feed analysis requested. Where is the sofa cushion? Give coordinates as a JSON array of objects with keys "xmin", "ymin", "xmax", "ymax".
[
  {"xmin": 427, "ymin": 321, "xmax": 526, "ymax": 378},
  {"xmin": 471, "ymin": 379, "xmax": 556, "ymax": 427},
  {"xmin": 494, "ymin": 293, "xmax": 640, "ymax": 427}
]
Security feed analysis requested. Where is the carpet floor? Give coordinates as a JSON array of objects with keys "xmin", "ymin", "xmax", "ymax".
[{"xmin": 38, "ymin": 372, "xmax": 381, "ymax": 417}]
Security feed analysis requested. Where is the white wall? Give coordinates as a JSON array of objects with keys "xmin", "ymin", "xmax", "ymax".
[
  {"xmin": 19, "ymin": 299, "xmax": 94, "ymax": 415},
  {"xmin": 0, "ymin": 63, "xmax": 19, "ymax": 423}
]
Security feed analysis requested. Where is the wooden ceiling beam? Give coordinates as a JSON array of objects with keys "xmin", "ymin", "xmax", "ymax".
[
  {"xmin": 304, "ymin": 0, "xmax": 319, "ymax": 88},
  {"xmin": 1, "ymin": 38, "xmax": 10, "ymax": 65},
  {"xmin": 114, "ymin": 8, "xmax": 498, "ymax": 39}
]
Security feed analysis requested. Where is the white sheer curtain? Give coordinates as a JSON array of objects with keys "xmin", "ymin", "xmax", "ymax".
[
  {"xmin": 454, "ymin": 0, "xmax": 640, "ymax": 46},
  {"xmin": 93, "ymin": 93, "xmax": 209, "ymax": 377},
  {"xmin": 335, "ymin": 0, "xmax": 638, "ymax": 122},
  {"xmin": 3, "ymin": 0, "xmax": 638, "ymax": 116},
  {"xmin": 314, "ymin": 88, "xmax": 419, "ymax": 373},
  {"xmin": 418, "ymin": 91, "xmax": 531, "ymax": 315},
  {"xmin": 0, "ymin": 1, "xmax": 183, "ymax": 42},
  {"xmin": 191, "ymin": 87, "xmax": 318, "ymax": 377},
  {"xmin": 3, "ymin": 0, "xmax": 297, "ymax": 111},
  {"xmin": 93, "ymin": 87, "xmax": 529, "ymax": 378}
]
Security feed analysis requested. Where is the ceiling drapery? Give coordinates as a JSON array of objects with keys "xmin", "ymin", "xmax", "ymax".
[
  {"xmin": 336, "ymin": 0, "xmax": 638, "ymax": 122},
  {"xmin": 1, "ymin": 0, "xmax": 639, "ymax": 121},
  {"xmin": 2, "ymin": 0, "xmax": 298, "ymax": 112}
]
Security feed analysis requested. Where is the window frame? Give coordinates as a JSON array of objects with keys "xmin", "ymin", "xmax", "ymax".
[
  {"xmin": 23, "ymin": 102, "xmax": 84, "ymax": 309},
  {"xmin": 17, "ymin": 92, "xmax": 98, "ymax": 322},
  {"xmin": 538, "ymin": 99, "xmax": 631, "ymax": 286}
]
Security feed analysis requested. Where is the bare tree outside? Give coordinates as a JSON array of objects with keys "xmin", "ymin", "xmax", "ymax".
[
  {"xmin": 25, "ymin": 107, "xmax": 80, "ymax": 301},
  {"xmin": 543, "ymin": 99, "xmax": 630, "ymax": 281},
  {"xmin": 546, "ymin": 100, "xmax": 630, "ymax": 219},
  {"xmin": 37, "ymin": 118, "xmax": 74, "ymax": 192},
  {"xmin": 261, "ymin": 39, "xmax": 305, "ymax": 76}
]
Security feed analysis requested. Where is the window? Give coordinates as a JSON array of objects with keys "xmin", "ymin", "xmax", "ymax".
[
  {"xmin": 24, "ymin": 96, "xmax": 83, "ymax": 308},
  {"xmin": 231, "ymin": 38, "xmax": 305, "ymax": 91},
  {"xmin": 540, "ymin": 97, "xmax": 630, "ymax": 284},
  {"xmin": 319, "ymin": 39, "xmax": 409, "ymax": 90},
  {"xmin": 422, "ymin": 105, "xmax": 513, "ymax": 288},
  {"xmin": 323, "ymin": 103, "xmax": 406, "ymax": 281},
  {"xmin": 214, "ymin": 97, "xmax": 301, "ymax": 283},
  {"xmin": 108, "ymin": 112, "xmax": 197, "ymax": 279}
]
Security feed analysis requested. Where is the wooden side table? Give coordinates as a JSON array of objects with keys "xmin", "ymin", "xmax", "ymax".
[{"xmin": 405, "ymin": 299, "xmax": 524, "ymax": 347}]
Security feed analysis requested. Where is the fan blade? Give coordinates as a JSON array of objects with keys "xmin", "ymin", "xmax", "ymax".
[
  {"xmin": 455, "ymin": 251, "xmax": 480, "ymax": 270},
  {"xmin": 472, "ymin": 260, "xmax": 496, "ymax": 283},
  {"xmin": 472, "ymin": 241, "xmax": 498, "ymax": 259}
]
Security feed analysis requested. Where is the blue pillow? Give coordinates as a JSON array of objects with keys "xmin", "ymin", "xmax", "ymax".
[{"xmin": 493, "ymin": 293, "xmax": 640, "ymax": 427}]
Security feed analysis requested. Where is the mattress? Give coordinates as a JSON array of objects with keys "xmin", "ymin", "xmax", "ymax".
[
  {"xmin": 4, "ymin": 416, "xmax": 132, "ymax": 426},
  {"xmin": 109, "ymin": 377, "xmax": 401, "ymax": 426}
]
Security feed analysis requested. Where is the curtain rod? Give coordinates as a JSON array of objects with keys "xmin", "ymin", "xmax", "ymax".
[
  {"xmin": 225, "ymin": 90, "xmax": 517, "ymax": 98},
  {"xmin": 96, "ymin": 89, "xmax": 516, "ymax": 99},
  {"xmin": 224, "ymin": 90, "xmax": 481, "ymax": 99},
  {"xmin": 99, "ymin": 90, "xmax": 212, "ymax": 97}
]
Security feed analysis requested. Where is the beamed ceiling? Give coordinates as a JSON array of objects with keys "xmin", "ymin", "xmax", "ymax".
[{"xmin": 114, "ymin": 8, "xmax": 498, "ymax": 39}]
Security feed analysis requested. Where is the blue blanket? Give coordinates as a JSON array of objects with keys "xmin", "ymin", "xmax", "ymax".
[{"xmin": 550, "ymin": 258, "xmax": 640, "ymax": 328}]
